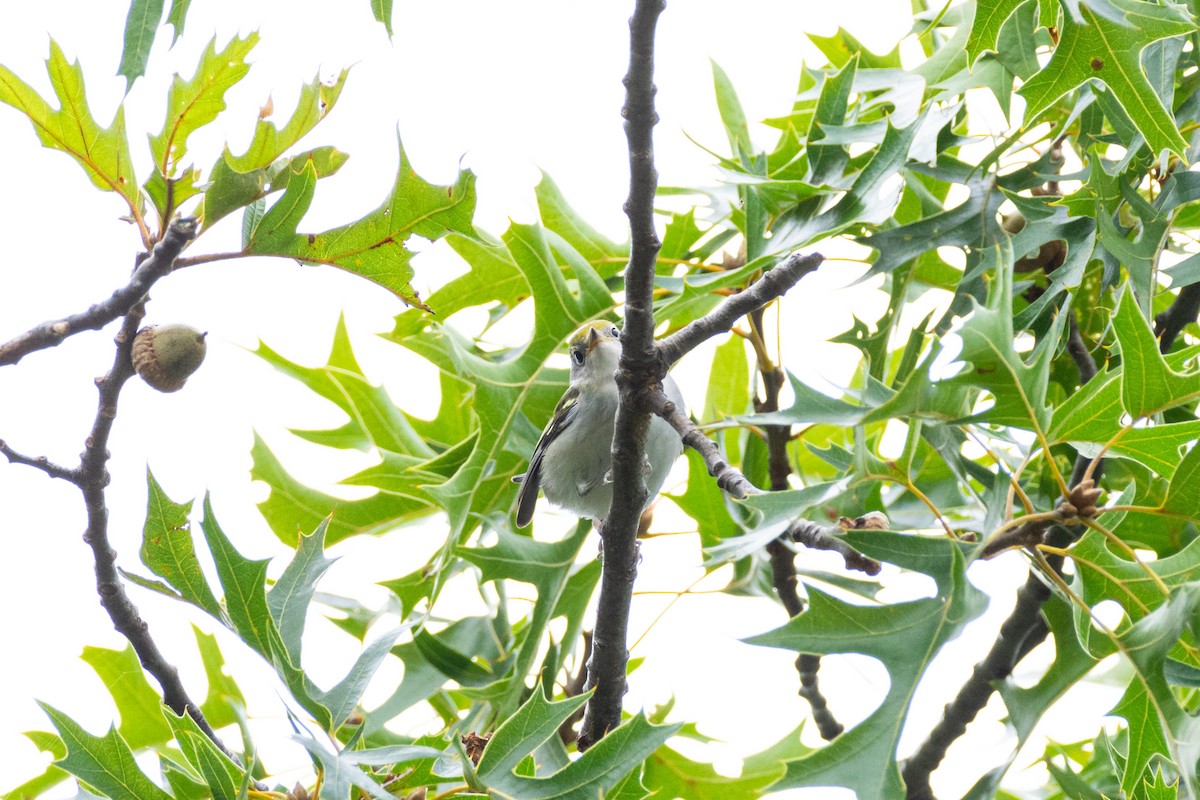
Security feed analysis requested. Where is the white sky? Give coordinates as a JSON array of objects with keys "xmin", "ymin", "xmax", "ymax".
[{"xmin": 0, "ymin": 2, "xmax": 1127, "ymax": 798}]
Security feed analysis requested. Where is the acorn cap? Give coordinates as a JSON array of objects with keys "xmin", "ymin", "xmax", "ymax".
[{"xmin": 132, "ymin": 324, "xmax": 208, "ymax": 393}]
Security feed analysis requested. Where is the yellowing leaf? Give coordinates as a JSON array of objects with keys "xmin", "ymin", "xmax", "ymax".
[
  {"xmin": 226, "ymin": 69, "xmax": 349, "ymax": 173},
  {"xmin": 149, "ymin": 34, "xmax": 258, "ymax": 180},
  {"xmin": 0, "ymin": 40, "xmax": 139, "ymax": 214}
]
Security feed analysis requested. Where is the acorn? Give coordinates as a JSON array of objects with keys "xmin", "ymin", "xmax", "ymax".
[{"xmin": 132, "ymin": 324, "xmax": 207, "ymax": 393}]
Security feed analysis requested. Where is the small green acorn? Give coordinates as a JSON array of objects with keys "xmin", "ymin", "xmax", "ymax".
[{"xmin": 132, "ymin": 324, "xmax": 208, "ymax": 393}]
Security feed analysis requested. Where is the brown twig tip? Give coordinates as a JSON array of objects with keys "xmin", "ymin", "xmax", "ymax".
[
  {"xmin": 789, "ymin": 519, "xmax": 883, "ymax": 575},
  {"xmin": 1064, "ymin": 478, "xmax": 1102, "ymax": 519},
  {"xmin": 461, "ymin": 732, "xmax": 490, "ymax": 765},
  {"xmin": 979, "ymin": 517, "xmax": 1054, "ymax": 560},
  {"xmin": 839, "ymin": 511, "xmax": 889, "ymax": 531}
]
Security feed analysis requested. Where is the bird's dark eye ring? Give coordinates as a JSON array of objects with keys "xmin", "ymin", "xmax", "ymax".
[{"xmin": 572, "ymin": 350, "xmax": 585, "ymax": 365}]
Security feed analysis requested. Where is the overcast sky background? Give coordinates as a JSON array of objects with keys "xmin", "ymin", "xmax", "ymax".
[{"xmin": 0, "ymin": 2, "xmax": 1127, "ymax": 797}]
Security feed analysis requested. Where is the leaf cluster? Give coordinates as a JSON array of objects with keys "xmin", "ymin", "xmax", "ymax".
[{"xmin": 10, "ymin": 0, "xmax": 1200, "ymax": 798}]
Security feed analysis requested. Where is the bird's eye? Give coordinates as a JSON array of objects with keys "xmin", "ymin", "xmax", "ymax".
[
  {"xmin": 572, "ymin": 349, "xmax": 585, "ymax": 365},
  {"xmin": 611, "ymin": 326, "xmax": 620, "ymax": 338}
]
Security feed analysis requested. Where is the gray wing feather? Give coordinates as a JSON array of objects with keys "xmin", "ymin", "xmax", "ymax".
[{"xmin": 515, "ymin": 395, "xmax": 577, "ymax": 528}]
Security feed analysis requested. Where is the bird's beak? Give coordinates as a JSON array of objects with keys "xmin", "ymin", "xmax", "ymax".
[{"xmin": 586, "ymin": 326, "xmax": 602, "ymax": 350}]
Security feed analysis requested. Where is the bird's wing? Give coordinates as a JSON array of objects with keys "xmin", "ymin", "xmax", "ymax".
[{"xmin": 515, "ymin": 387, "xmax": 580, "ymax": 528}]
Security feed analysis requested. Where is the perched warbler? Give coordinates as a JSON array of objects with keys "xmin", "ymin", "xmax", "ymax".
[{"xmin": 514, "ymin": 321, "xmax": 685, "ymax": 528}]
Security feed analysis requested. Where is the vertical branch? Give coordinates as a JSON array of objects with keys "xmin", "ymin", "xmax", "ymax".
[
  {"xmin": 577, "ymin": 0, "xmax": 668, "ymax": 751},
  {"xmin": 78, "ymin": 220, "xmax": 233, "ymax": 758},
  {"xmin": 3, "ymin": 219, "xmax": 239, "ymax": 762},
  {"xmin": 87, "ymin": 223, "xmax": 230, "ymax": 743},
  {"xmin": 751, "ymin": 309, "xmax": 844, "ymax": 741}
]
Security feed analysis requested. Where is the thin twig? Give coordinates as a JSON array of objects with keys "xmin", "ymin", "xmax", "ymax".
[
  {"xmin": 752, "ymin": 333, "xmax": 849, "ymax": 741},
  {"xmin": 657, "ymin": 251, "xmax": 824, "ymax": 367},
  {"xmin": 0, "ymin": 220, "xmax": 197, "ymax": 367},
  {"xmin": 72, "ymin": 219, "xmax": 235, "ymax": 760},
  {"xmin": 645, "ymin": 390, "xmax": 761, "ymax": 499},
  {"xmin": 0, "ymin": 439, "xmax": 79, "ymax": 482},
  {"xmin": 1066, "ymin": 315, "xmax": 1097, "ymax": 383},
  {"xmin": 577, "ymin": 0, "xmax": 669, "ymax": 752}
]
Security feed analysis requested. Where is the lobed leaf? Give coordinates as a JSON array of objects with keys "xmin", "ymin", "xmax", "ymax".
[
  {"xmin": 38, "ymin": 704, "xmax": 173, "ymax": 800},
  {"xmin": 1018, "ymin": 0, "xmax": 1196, "ymax": 156},
  {"xmin": 746, "ymin": 533, "xmax": 986, "ymax": 797},
  {"xmin": 244, "ymin": 141, "xmax": 477, "ymax": 309},
  {"xmin": 0, "ymin": 41, "xmax": 139, "ymax": 214},
  {"xmin": 149, "ymin": 34, "xmax": 258, "ymax": 180},
  {"xmin": 1112, "ymin": 287, "xmax": 1200, "ymax": 418},
  {"xmin": 80, "ymin": 646, "xmax": 172, "ymax": 750},
  {"xmin": 140, "ymin": 469, "xmax": 222, "ymax": 618}
]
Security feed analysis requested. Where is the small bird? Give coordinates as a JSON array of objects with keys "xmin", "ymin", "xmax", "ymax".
[{"xmin": 514, "ymin": 321, "xmax": 685, "ymax": 528}]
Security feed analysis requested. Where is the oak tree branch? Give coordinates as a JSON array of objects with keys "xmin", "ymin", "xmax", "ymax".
[
  {"xmin": 577, "ymin": 0, "xmax": 668, "ymax": 752},
  {"xmin": 5, "ymin": 217, "xmax": 234, "ymax": 761},
  {"xmin": 0, "ymin": 219, "xmax": 197, "ymax": 367},
  {"xmin": 657, "ymin": 251, "xmax": 824, "ymax": 367}
]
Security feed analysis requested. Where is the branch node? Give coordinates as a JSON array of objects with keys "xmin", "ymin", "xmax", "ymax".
[
  {"xmin": 788, "ymin": 518, "xmax": 883, "ymax": 576},
  {"xmin": 0, "ymin": 215, "xmax": 196, "ymax": 367}
]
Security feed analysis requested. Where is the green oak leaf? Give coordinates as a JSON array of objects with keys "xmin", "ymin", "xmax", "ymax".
[
  {"xmin": 642, "ymin": 742, "xmax": 784, "ymax": 799},
  {"xmin": 477, "ymin": 690, "xmax": 677, "ymax": 800},
  {"xmin": 226, "ymin": 70, "xmax": 349, "ymax": 173},
  {"xmin": 808, "ymin": 28, "xmax": 901, "ymax": 69},
  {"xmin": 267, "ymin": 517, "xmax": 336, "ymax": 664},
  {"xmin": 807, "ymin": 55, "xmax": 858, "ymax": 186},
  {"xmin": 1018, "ymin": 0, "xmax": 1197, "ymax": 156},
  {"xmin": 118, "ymin": 0, "xmax": 165, "ymax": 89},
  {"xmin": 364, "ymin": 616, "xmax": 503, "ymax": 730},
  {"xmin": 967, "ymin": 0, "xmax": 1029, "ymax": 65},
  {"xmin": 1112, "ymin": 286, "xmax": 1200, "ymax": 418},
  {"xmin": 1162, "ymin": 440, "xmax": 1200, "ymax": 520},
  {"xmin": 535, "ymin": 173, "xmax": 628, "ymax": 273},
  {"xmin": 250, "ymin": 432, "xmax": 431, "ymax": 546},
  {"xmin": 166, "ymin": 0, "xmax": 191, "ymax": 43},
  {"xmin": 456, "ymin": 523, "xmax": 589, "ymax": 714},
  {"xmin": 773, "ymin": 113, "xmax": 922, "ymax": 249},
  {"xmin": 149, "ymin": 34, "xmax": 258, "ymax": 181},
  {"xmin": 192, "ymin": 626, "xmax": 246, "ymax": 731},
  {"xmin": 946, "ymin": 242, "xmax": 1064, "ymax": 431},
  {"xmin": 371, "ymin": 0, "xmax": 393, "ymax": 35},
  {"xmin": 861, "ymin": 175, "xmax": 1002, "ymax": 276},
  {"xmin": 38, "ymin": 704, "xmax": 172, "ymax": 800},
  {"xmin": 1109, "ymin": 583, "xmax": 1200, "ymax": 796},
  {"xmin": 164, "ymin": 710, "xmax": 246, "ymax": 800},
  {"xmin": 140, "ymin": 469, "xmax": 222, "ymax": 617},
  {"xmin": 746, "ymin": 532, "xmax": 986, "ymax": 798},
  {"xmin": 79, "ymin": 645, "xmax": 172, "ymax": 750},
  {"xmin": 244, "ymin": 141, "xmax": 477, "ymax": 309}
]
